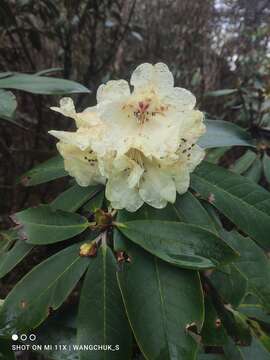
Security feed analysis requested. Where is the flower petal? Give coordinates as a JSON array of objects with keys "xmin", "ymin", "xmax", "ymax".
[
  {"xmin": 78, "ymin": 106, "xmax": 102, "ymax": 127},
  {"xmin": 130, "ymin": 63, "xmax": 154, "ymax": 89},
  {"xmin": 187, "ymin": 145, "xmax": 205, "ymax": 172},
  {"xmin": 112, "ymin": 155, "xmax": 144, "ymax": 188},
  {"xmin": 162, "ymin": 87, "xmax": 196, "ymax": 111},
  {"xmin": 49, "ymin": 130, "xmax": 92, "ymax": 151},
  {"xmin": 134, "ymin": 110, "xmax": 181, "ymax": 158},
  {"xmin": 50, "ymin": 98, "xmax": 100, "ymax": 128},
  {"xmin": 97, "ymin": 80, "xmax": 130, "ymax": 103},
  {"xmin": 50, "ymin": 97, "xmax": 75, "ymax": 117},
  {"xmin": 131, "ymin": 62, "xmax": 174, "ymax": 92},
  {"xmin": 154, "ymin": 62, "xmax": 174, "ymax": 88},
  {"xmin": 57, "ymin": 142, "xmax": 105, "ymax": 187},
  {"xmin": 173, "ymin": 166, "xmax": 190, "ymax": 194},
  {"xmin": 106, "ymin": 173, "xmax": 143, "ymax": 212},
  {"xmin": 128, "ymin": 163, "xmax": 144, "ymax": 188},
  {"xmin": 97, "ymin": 101, "xmax": 138, "ymax": 155},
  {"xmin": 179, "ymin": 110, "xmax": 205, "ymax": 142},
  {"xmin": 139, "ymin": 162, "xmax": 176, "ymax": 208}
]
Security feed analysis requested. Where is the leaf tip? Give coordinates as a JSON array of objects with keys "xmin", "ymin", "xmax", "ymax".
[{"xmin": 9, "ymin": 214, "xmax": 20, "ymax": 226}]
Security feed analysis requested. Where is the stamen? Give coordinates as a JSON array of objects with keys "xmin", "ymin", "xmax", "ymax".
[
  {"xmin": 126, "ymin": 97, "xmax": 168, "ymax": 125},
  {"xmin": 127, "ymin": 148, "xmax": 144, "ymax": 167}
]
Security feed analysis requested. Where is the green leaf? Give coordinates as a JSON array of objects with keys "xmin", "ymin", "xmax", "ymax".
[
  {"xmin": 198, "ymin": 120, "xmax": 254, "ymax": 148},
  {"xmin": 239, "ymin": 301, "xmax": 270, "ymax": 324},
  {"xmin": 35, "ymin": 67, "xmax": 63, "ymax": 76},
  {"xmin": 230, "ymin": 151, "xmax": 257, "ymax": 174},
  {"xmin": 82, "ymin": 190, "xmax": 105, "ymax": 213},
  {"xmin": 210, "ymin": 296, "xmax": 251, "ymax": 346},
  {"xmin": 78, "ymin": 244, "xmax": 132, "ymax": 360},
  {"xmin": 0, "ymin": 240, "xmax": 33, "ymax": 279},
  {"xmin": 0, "ymin": 229, "xmax": 19, "ymax": 253},
  {"xmin": 263, "ymin": 153, "xmax": 270, "ymax": 183},
  {"xmin": 51, "ymin": 184, "xmax": 102, "ymax": 212},
  {"xmin": 118, "ymin": 203, "xmax": 180, "ymax": 223},
  {"xmin": 117, "ymin": 241, "xmax": 204, "ymax": 360},
  {"xmin": 19, "ymin": 155, "xmax": 67, "ymax": 186},
  {"xmin": 173, "ymin": 191, "xmax": 217, "ymax": 233},
  {"xmin": 118, "ymin": 220, "xmax": 238, "ymax": 270},
  {"xmin": 239, "ymin": 337, "xmax": 270, "ymax": 359},
  {"xmin": 0, "ymin": 338, "xmax": 15, "ymax": 360},
  {"xmin": 114, "ymin": 204, "xmax": 179, "ymax": 252},
  {"xmin": 205, "ymin": 89, "xmax": 238, "ymax": 97},
  {"xmin": 201, "ymin": 296, "xmax": 228, "ymax": 346},
  {"xmin": 0, "ymin": 89, "xmax": 17, "ymax": 120},
  {"xmin": 205, "ymin": 147, "xmax": 230, "ymax": 164},
  {"xmin": 222, "ymin": 231, "xmax": 270, "ymax": 312},
  {"xmin": 248, "ymin": 318, "xmax": 270, "ymax": 352},
  {"xmin": 119, "ymin": 203, "xmax": 179, "ymax": 222},
  {"xmin": 0, "ymin": 72, "xmax": 13, "ymax": 80},
  {"xmin": 198, "ymin": 355, "xmax": 228, "ymax": 360},
  {"xmin": 210, "ymin": 264, "xmax": 247, "ymax": 308},
  {"xmin": 224, "ymin": 336, "xmax": 270, "ymax": 360},
  {"xmin": 191, "ymin": 161, "xmax": 270, "ymax": 250},
  {"xmin": 15, "ymin": 205, "xmax": 89, "ymax": 245},
  {"xmin": 202, "ymin": 202, "xmax": 223, "ymax": 232},
  {"xmin": 0, "ymin": 73, "xmax": 90, "ymax": 95},
  {"xmin": 243, "ymin": 158, "xmax": 262, "ymax": 183},
  {"xmin": 0, "ymin": 241, "xmax": 90, "ymax": 336},
  {"xmin": 30, "ymin": 305, "xmax": 78, "ymax": 360}
]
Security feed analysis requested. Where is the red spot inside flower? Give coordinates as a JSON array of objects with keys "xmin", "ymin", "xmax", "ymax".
[
  {"xmin": 138, "ymin": 101, "xmax": 144, "ymax": 109},
  {"xmin": 138, "ymin": 101, "xmax": 150, "ymax": 112}
]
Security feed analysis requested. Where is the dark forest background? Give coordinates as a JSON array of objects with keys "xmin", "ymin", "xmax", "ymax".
[{"xmin": 0, "ymin": 0, "xmax": 270, "ymax": 227}]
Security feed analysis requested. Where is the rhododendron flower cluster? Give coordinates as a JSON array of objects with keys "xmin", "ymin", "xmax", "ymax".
[{"xmin": 49, "ymin": 63, "xmax": 205, "ymax": 211}]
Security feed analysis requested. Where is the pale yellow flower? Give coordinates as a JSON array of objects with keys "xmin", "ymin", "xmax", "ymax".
[
  {"xmin": 96, "ymin": 63, "xmax": 205, "ymax": 159},
  {"xmin": 49, "ymin": 100, "xmax": 106, "ymax": 187},
  {"xmin": 49, "ymin": 63, "xmax": 205, "ymax": 211},
  {"xmin": 105, "ymin": 146, "xmax": 204, "ymax": 212},
  {"xmin": 52, "ymin": 138, "xmax": 106, "ymax": 187},
  {"xmin": 50, "ymin": 97, "xmax": 100, "ymax": 128}
]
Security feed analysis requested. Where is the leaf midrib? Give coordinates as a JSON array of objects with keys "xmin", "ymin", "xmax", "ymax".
[
  {"xmin": 155, "ymin": 258, "xmax": 171, "ymax": 359},
  {"xmin": 122, "ymin": 221, "xmax": 234, "ymax": 261},
  {"xmin": 23, "ymin": 221, "xmax": 88, "ymax": 229}
]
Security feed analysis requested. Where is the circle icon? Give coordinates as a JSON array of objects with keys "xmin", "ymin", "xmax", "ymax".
[
  {"xmin": 20, "ymin": 334, "xmax": 27, "ymax": 341},
  {"xmin": 29, "ymin": 334, "xmax": 36, "ymax": 341},
  {"xmin": 12, "ymin": 334, "xmax": 18, "ymax": 341}
]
